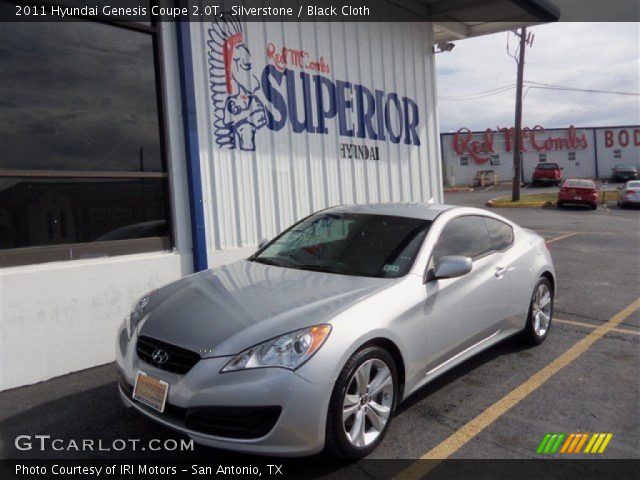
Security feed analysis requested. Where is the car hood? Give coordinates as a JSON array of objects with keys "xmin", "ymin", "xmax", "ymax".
[{"xmin": 138, "ymin": 260, "xmax": 395, "ymax": 357}]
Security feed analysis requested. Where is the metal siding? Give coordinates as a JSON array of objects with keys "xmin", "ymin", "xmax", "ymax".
[
  {"xmin": 190, "ymin": 22, "xmax": 439, "ymax": 253},
  {"xmin": 594, "ymin": 127, "xmax": 640, "ymax": 176}
]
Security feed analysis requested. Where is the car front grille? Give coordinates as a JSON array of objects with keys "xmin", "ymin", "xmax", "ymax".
[{"xmin": 136, "ymin": 335, "xmax": 201, "ymax": 374}]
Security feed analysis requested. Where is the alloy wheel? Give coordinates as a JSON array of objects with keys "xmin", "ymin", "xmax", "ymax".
[
  {"xmin": 342, "ymin": 358, "xmax": 394, "ymax": 448},
  {"xmin": 532, "ymin": 283, "xmax": 552, "ymax": 336}
]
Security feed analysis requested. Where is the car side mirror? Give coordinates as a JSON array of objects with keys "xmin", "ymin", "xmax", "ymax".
[
  {"xmin": 433, "ymin": 256, "xmax": 473, "ymax": 280},
  {"xmin": 258, "ymin": 238, "xmax": 269, "ymax": 249}
]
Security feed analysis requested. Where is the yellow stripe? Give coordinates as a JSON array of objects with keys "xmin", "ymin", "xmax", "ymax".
[
  {"xmin": 598, "ymin": 434, "xmax": 613, "ymax": 453},
  {"xmin": 584, "ymin": 434, "xmax": 599, "ymax": 453},
  {"xmin": 590, "ymin": 434, "xmax": 606, "ymax": 454},
  {"xmin": 574, "ymin": 434, "xmax": 589, "ymax": 453},
  {"xmin": 560, "ymin": 433, "xmax": 575, "ymax": 453},
  {"xmin": 555, "ymin": 318, "xmax": 640, "ymax": 337},
  {"xmin": 546, "ymin": 232, "xmax": 578, "ymax": 244},
  {"xmin": 395, "ymin": 298, "xmax": 640, "ymax": 479},
  {"xmin": 567, "ymin": 434, "xmax": 581, "ymax": 454}
]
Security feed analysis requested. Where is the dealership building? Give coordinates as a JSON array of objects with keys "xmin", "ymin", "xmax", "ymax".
[
  {"xmin": 0, "ymin": 1, "xmax": 562, "ymax": 390},
  {"xmin": 441, "ymin": 125, "xmax": 640, "ymax": 186}
]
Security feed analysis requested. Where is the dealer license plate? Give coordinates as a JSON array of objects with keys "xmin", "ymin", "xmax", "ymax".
[
  {"xmin": 574, "ymin": 196, "xmax": 582, "ymax": 200},
  {"xmin": 132, "ymin": 371, "xmax": 169, "ymax": 413}
]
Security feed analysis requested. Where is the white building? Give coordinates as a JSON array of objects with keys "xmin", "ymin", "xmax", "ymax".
[
  {"xmin": 441, "ymin": 125, "xmax": 640, "ymax": 186},
  {"xmin": 0, "ymin": 1, "xmax": 560, "ymax": 390}
]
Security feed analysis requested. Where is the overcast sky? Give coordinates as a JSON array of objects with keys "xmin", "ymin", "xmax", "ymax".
[{"xmin": 436, "ymin": 22, "xmax": 640, "ymax": 132}]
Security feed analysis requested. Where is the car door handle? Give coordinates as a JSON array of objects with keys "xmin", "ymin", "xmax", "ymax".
[{"xmin": 495, "ymin": 266, "xmax": 507, "ymax": 278}]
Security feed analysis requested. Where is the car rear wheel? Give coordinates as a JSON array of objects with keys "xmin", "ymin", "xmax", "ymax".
[
  {"xmin": 521, "ymin": 277, "xmax": 554, "ymax": 345},
  {"xmin": 325, "ymin": 346, "xmax": 397, "ymax": 459},
  {"xmin": 591, "ymin": 203, "xmax": 598, "ymax": 210},
  {"xmin": 557, "ymin": 201, "xmax": 564, "ymax": 208}
]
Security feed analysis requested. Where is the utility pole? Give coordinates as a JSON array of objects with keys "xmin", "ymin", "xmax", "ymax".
[{"xmin": 511, "ymin": 27, "xmax": 530, "ymax": 202}]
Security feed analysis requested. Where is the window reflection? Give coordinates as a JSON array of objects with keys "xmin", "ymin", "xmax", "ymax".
[
  {"xmin": 0, "ymin": 178, "xmax": 169, "ymax": 249},
  {"xmin": 0, "ymin": 21, "xmax": 162, "ymax": 172}
]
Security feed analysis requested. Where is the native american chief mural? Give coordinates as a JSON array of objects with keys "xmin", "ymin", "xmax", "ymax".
[{"xmin": 208, "ymin": 18, "xmax": 266, "ymax": 151}]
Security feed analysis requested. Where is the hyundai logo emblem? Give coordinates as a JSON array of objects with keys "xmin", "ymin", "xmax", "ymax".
[{"xmin": 151, "ymin": 349, "xmax": 169, "ymax": 365}]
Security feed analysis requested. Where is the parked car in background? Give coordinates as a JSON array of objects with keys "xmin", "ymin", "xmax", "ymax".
[
  {"xmin": 611, "ymin": 164, "xmax": 638, "ymax": 182},
  {"xmin": 557, "ymin": 179, "xmax": 599, "ymax": 210},
  {"xmin": 532, "ymin": 163, "xmax": 563, "ymax": 186},
  {"xmin": 116, "ymin": 203, "xmax": 556, "ymax": 458},
  {"xmin": 618, "ymin": 180, "xmax": 640, "ymax": 208}
]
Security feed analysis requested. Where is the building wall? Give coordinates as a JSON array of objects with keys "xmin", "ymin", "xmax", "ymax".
[
  {"xmin": 595, "ymin": 126, "xmax": 640, "ymax": 175},
  {"xmin": 189, "ymin": 21, "xmax": 442, "ymax": 262},
  {"xmin": 0, "ymin": 23, "xmax": 194, "ymax": 391},
  {"xmin": 442, "ymin": 126, "xmax": 640, "ymax": 186}
]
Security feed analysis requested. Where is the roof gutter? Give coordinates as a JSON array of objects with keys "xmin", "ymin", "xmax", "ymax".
[{"xmin": 511, "ymin": 0, "xmax": 561, "ymax": 22}]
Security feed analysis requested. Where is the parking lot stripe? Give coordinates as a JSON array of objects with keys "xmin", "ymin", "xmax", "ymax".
[
  {"xmin": 545, "ymin": 232, "xmax": 577, "ymax": 245},
  {"xmin": 555, "ymin": 318, "xmax": 640, "ymax": 337},
  {"xmin": 396, "ymin": 298, "xmax": 640, "ymax": 477}
]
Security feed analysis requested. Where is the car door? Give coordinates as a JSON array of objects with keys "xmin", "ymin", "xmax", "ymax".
[{"xmin": 422, "ymin": 215, "xmax": 510, "ymax": 374}]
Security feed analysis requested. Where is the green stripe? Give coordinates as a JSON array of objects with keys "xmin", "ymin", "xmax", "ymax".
[
  {"xmin": 544, "ymin": 434, "xmax": 559, "ymax": 453},
  {"xmin": 550, "ymin": 433, "xmax": 566, "ymax": 453},
  {"xmin": 537, "ymin": 433, "xmax": 552, "ymax": 454}
]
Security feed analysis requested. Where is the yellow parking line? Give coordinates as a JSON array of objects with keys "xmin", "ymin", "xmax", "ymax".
[
  {"xmin": 396, "ymin": 298, "xmax": 640, "ymax": 479},
  {"xmin": 546, "ymin": 232, "xmax": 577, "ymax": 244},
  {"xmin": 555, "ymin": 318, "xmax": 640, "ymax": 337}
]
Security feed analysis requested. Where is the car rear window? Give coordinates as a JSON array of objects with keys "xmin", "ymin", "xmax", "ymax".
[
  {"xmin": 615, "ymin": 165, "xmax": 637, "ymax": 172},
  {"xmin": 565, "ymin": 180, "xmax": 594, "ymax": 188},
  {"xmin": 536, "ymin": 163, "xmax": 560, "ymax": 170},
  {"xmin": 627, "ymin": 181, "xmax": 640, "ymax": 188}
]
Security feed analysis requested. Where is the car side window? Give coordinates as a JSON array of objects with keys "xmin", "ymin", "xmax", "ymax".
[
  {"xmin": 484, "ymin": 218, "xmax": 513, "ymax": 251},
  {"xmin": 431, "ymin": 216, "xmax": 494, "ymax": 263}
]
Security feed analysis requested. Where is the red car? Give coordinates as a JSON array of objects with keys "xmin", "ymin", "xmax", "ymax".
[
  {"xmin": 532, "ymin": 163, "xmax": 563, "ymax": 186},
  {"xmin": 557, "ymin": 179, "xmax": 599, "ymax": 210}
]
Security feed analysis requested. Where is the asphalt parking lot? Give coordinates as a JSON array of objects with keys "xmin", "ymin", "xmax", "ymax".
[{"xmin": 1, "ymin": 186, "xmax": 638, "ymax": 470}]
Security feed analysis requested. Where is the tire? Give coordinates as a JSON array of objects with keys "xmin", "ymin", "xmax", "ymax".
[
  {"xmin": 591, "ymin": 203, "xmax": 598, "ymax": 210},
  {"xmin": 520, "ymin": 277, "xmax": 554, "ymax": 346},
  {"xmin": 325, "ymin": 346, "xmax": 398, "ymax": 459},
  {"xmin": 557, "ymin": 201, "xmax": 564, "ymax": 208}
]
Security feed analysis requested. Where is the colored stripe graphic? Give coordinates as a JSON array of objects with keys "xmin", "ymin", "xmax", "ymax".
[
  {"xmin": 537, "ymin": 433, "xmax": 565, "ymax": 454},
  {"xmin": 539, "ymin": 433, "xmax": 612, "ymax": 454}
]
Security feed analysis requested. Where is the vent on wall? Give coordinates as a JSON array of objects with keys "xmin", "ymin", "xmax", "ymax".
[
  {"xmin": 568, "ymin": 151, "xmax": 576, "ymax": 161},
  {"xmin": 460, "ymin": 156, "xmax": 469, "ymax": 166},
  {"xmin": 538, "ymin": 153, "xmax": 547, "ymax": 162},
  {"xmin": 614, "ymin": 149, "xmax": 622, "ymax": 159},
  {"xmin": 490, "ymin": 155, "xmax": 500, "ymax": 165}
]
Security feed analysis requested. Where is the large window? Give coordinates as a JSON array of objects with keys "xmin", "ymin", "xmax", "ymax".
[{"xmin": 0, "ymin": 7, "xmax": 172, "ymax": 267}]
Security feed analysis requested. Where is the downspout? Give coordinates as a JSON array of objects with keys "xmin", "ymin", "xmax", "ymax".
[
  {"xmin": 593, "ymin": 128, "xmax": 600, "ymax": 179},
  {"xmin": 176, "ymin": 17, "xmax": 208, "ymax": 272}
]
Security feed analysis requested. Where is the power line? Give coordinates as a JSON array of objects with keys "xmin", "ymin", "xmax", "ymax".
[
  {"xmin": 525, "ymin": 61, "xmax": 633, "ymax": 79},
  {"xmin": 524, "ymin": 80, "xmax": 640, "ymax": 96},
  {"xmin": 439, "ymin": 84, "xmax": 514, "ymax": 100}
]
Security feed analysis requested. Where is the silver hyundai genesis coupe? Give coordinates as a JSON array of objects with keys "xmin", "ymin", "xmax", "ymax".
[{"xmin": 116, "ymin": 203, "xmax": 555, "ymax": 458}]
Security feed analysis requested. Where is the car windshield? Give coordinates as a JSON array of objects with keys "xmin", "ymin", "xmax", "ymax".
[
  {"xmin": 536, "ymin": 163, "xmax": 559, "ymax": 170},
  {"xmin": 250, "ymin": 212, "xmax": 432, "ymax": 278}
]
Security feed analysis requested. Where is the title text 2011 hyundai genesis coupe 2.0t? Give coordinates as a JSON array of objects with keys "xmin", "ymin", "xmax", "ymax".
[{"xmin": 116, "ymin": 203, "xmax": 555, "ymax": 458}]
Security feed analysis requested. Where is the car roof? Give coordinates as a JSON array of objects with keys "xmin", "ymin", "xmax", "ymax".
[{"xmin": 325, "ymin": 202, "xmax": 455, "ymax": 221}]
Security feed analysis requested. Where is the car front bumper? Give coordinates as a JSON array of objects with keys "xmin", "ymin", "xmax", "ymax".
[{"xmin": 115, "ymin": 324, "xmax": 334, "ymax": 456}]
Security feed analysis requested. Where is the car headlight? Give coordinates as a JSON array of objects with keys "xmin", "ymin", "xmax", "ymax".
[
  {"xmin": 221, "ymin": 325, "xmax": 332, "ymax": 372},
  {"xmin": 126, "ymin": 291, "xmax": 155, "ymax": 339}
]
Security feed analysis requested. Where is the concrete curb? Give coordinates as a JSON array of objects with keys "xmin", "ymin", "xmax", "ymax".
[
  {"xmin": 444, "ymin": 187, "xmax": 474, "ymax": 193},
  {"xmin": 486, "ymin": 197, "xmax": 554, "ymax": 208}
]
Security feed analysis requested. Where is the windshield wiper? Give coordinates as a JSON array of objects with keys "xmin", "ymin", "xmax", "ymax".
[
  {"xmin": 251, "ymin": 256, "xmax": 302, "ymax": 268},
  {"xmin": 296, "ymin": 264, "xmax": 358, "ymax": 276}
]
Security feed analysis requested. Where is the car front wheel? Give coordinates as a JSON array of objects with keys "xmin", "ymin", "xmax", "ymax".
[
  {"xmin": 325, "ymin": 346, "xmax": 398, "ymax": 458},
  {"xmin": 521, "ymin": 277, "xmax": 554, "ymax": 345}
]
